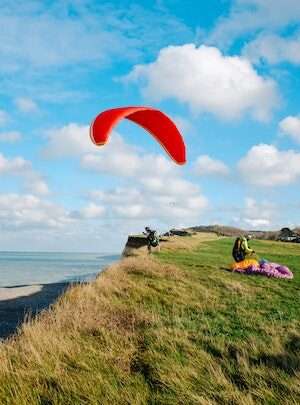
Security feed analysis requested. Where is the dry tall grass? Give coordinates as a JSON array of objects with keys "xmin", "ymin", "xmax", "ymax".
[
  {"xmin": 0, "ymin": 257, "xmax": 183, "ymax": 404},
  {"xmin": 0, "ymin": 236, "xmax": 299, "ymax": 404},
  {"xmin": 124, "ymin": 232, "xmax": 219, "ymax": 257}
]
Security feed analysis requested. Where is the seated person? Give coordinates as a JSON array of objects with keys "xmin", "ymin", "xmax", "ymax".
[{"xmin": 232, "ymin": 235, "xmax": 255, "ymax": 262}]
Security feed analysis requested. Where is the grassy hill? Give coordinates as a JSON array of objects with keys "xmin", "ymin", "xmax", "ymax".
[{"xmin": 0, "ymin": 234, "xmax": 299, "ymax": 404}]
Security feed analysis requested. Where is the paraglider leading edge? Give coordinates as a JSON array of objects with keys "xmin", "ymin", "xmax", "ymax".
[{"xmin": 89, "ymin": 106, "xmax": 187, "ymax": 165}]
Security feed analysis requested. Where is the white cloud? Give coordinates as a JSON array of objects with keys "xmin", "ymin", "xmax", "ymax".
[
  {"xmin": 194, "ymin": 155, "xmax": 230, "ymax": 176},
  {"xmin": 140, "ymin": 176, "xmax": 201, "ymax": 199},
  {"xmin": 208, "ymin": 0, "xmax": 300, "ymax": 47},
  {"xmin": 83, "ymin": 141, "xmax": 208, "ymax": 225},
  {"xmin": 78, "ymin": 203, "xmax": 106, "ymax": 219},
  {"xmin": 28, "ymin": 178, "xmax": 49, "ymax": 196},
  {"xmin": 279, "ymin": 116, "xmax": 300, "ymax": 144},
  {"xmin": 44, "ymin": 126, "xmax": 163, "ymax": 177},
  {"xmin": 113, "ymin": 204, "xmax": 146, "ymax": 219},
  {"xmin": 43, "ymin": 123, "xmax": 95, "ymax": 158},
  {"xmin": 0, "ymin": 2, "xmax": 193, "ymax": 73},
  {"xmin": 44, "ymin": 121, "xmax": 208, "ymax": 227},
  {"xmin": 91, "ymin": 183, "xmax": 207, "ymax": 225},
  {"xmin": 81, "ymin": 133, "xmax": 174, "ymax": 178},
  {"xmin": 0, "ymin": 154, "xmax": 31, "ymax": 174},
  {"xmin": 81, "ymin": 135, "xmax": 141, "ymax": 177},
  {"xmin": 244, "ymin": 218, "xmax": 271, "ymax": 227},
  {"xmin": 89, "ymin": 188, "xmax": 142, "ymax": 205},
  {"xmin": 15, "ymin": 97, "xmax": 38, "ymax": 113},
  {"xmin": 233, "ymin": 197, "xmax": 278, "ymax": 229},
  {"xmin": 0, "ymin": 198, "xmax": 122, "ymax": 252},
  {"xmin": 243, "ymin": 32, "xmax": 300, "ymax": 65},
  {"xmin": 0, "ymin": 110, "xmax": 9, "ymax": 126},
  {"xmin": 124, "ymin": 44, "xmax": 279, "ymax": 121},
  {"xmin": 0, "ymin": 153, "xmax": 49, "ymax": 195},
  {"xmin": 0, "ymin": 13, "xmax": 124, "ymax": 71},
  {"xmin": 171, "ymin": 115, "xmax": 194, "ymax": 134},
  {"xmin": 0, "ymin": 131, "xmax": 22, "ymax": 143},
  {"xmin": 238, "ymin": 144, "xmax": 300, "ymax": 186},
  {"xmin": 0, "ymin": 193, "xmax": 72, "ymax": 230}
]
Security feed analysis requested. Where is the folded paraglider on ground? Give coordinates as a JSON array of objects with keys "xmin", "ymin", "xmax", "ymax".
[
  {"xmin": 230, "ymin": 236, "xmax": 293, "ymax": 279},
  {"xmin": 231, "ymin": 259, "xmax": 293, "ymax": 279}
]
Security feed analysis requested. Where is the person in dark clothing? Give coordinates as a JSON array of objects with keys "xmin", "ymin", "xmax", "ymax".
[
  {"xmin": 144, "ymin": 227, "xmax": 160, "ymax": 253},
  {"xmin": 232, "ymin": 235, "xmax": 255, "ymax": 262}
]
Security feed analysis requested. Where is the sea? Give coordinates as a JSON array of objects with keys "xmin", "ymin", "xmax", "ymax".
[{"xmin": 0, "ymin": 252, "xmax": 120, "ymax": 287}]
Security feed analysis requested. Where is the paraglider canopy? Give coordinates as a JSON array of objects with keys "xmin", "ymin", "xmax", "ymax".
[{"xmin": 90, "ymin": 106, "xmax": 186, "ymax": 165}]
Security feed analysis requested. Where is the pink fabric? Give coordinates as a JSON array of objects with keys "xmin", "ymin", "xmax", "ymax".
[{"xmin": 234, "ymin": 262, "xmax": 293, "ymax": 279}]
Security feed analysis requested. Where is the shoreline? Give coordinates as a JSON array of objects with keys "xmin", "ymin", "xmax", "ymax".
[
  {"xmin": 0, "ymin": 282, "xmax": 71, "ymax": 340},
  {"xmin": 0, "ymin": 252, "xmax": 121, "ymax": 340},
  {"xmin": 0, "ymin": 285, "xmax": 44, "ymax": 301},
  {"xmin": 0, "ymin": 232, "xmax": 207, "ymax": 341},
  {"xmin": 0, "ymin": 233, "xmax": 172, "ymax": 340}
]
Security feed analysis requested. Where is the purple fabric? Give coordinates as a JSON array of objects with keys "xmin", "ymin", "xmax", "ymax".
[{"xmin": 234, "ymin": 262, "xmax": 293, "ymax": 279}]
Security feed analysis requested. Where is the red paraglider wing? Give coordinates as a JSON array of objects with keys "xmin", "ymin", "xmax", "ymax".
[{"xmin": 90, "ymin": 106, "xmax": 186, "ymax": 165}]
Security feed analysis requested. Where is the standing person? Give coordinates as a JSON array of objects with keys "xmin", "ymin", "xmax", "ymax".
[
  {"xmin": 144, "ymin": 227, "xmax": 160, "ymax": 254},
  {"xmin": 232, "ymin": 235, "xmax": 255, "ymax": 262}
]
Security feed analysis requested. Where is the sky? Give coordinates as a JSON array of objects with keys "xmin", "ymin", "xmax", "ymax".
[{"xmin": 1, "ymin": 0, "xmax": 300, "ymax": 252}]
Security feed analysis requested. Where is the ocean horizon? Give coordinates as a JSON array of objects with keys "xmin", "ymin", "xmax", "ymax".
[{"xmin": 0, "ymin": 251, "xmax": 120, "ymax": 287}]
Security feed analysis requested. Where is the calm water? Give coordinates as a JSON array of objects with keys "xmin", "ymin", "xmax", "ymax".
[{"xmin": 0, "ymin": 252, "xmax": 120, "ymax": 287}]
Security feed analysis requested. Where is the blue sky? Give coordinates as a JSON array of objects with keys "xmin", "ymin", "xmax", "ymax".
[{"xmin": 1, "ymin": 0, "xmax": 300, "ymax": 252}]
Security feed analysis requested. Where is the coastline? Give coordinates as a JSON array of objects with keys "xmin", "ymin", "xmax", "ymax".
[
  {"xmin": 0, "ymin": 282, "xmax": 70, "ymax": 340},
  {"xmin": 0, "ymin": 251, "xmax": 121, "ymax": 340},
  {"xmin": 0, "ymin": 232, "xmax": 201, "ymax": 341},
  {"xmin": 0, "ymin": 233, "xmax": 298, "ymax": 403},
  {"xmin": 0, "ymin": 285, "xmax": 43, "ymax": 301}
]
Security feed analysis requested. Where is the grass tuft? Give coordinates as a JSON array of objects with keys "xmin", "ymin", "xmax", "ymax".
[{"xmin": 0, "ymin": 236, "xmax": 299, "ymax": 404}]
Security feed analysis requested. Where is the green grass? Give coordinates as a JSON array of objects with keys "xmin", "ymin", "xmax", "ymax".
[
  {"xmin": 156, "ymin": 238, "xmax": 300, "ymax": 403},
  {"xmin": 159, "ymin": 238, "xmax": 300, "ymax": 338},
  {"xmin": 0, "ymin": 236, "xmax": 299, "ymax": 404}
]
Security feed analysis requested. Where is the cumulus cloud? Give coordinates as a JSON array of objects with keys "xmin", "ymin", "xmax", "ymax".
[
  {"xmin": 0, "ymin": 154, "xmax": 31, "ymax": 174},
  {"xmin": 90, "ymin": 183, "xmax": 207, "ymax": 225},
  {"xmin": 28, "ymin": 178, "xmax": 50, "ymax": 196},
  {"xmin": 279, "ymin": 116, "xmax": 300, "ymax": 144},
  {"xmin": 243, "ymin": 198, "xmax": 276, "ymax": 228},
  {"xmin": 86, "ymin": 176, "xmax": 207, "ymax": 226},
  {"xmin": 208, "ymin": 0, "xmax": 300, "ymax": 47},
  {"xmin": 0, "ymin": 131, "xmax": 22, "ymax": 143},
  {"xmin": 81, "ymin": 135, "xmax": 142, "ymax": 177},
  {"xmin": 238, "ymin": 144, "xmax": 300, "ymax": 187},
  {"xmin": 0, "ymin": 192, "xmax": 113, "ymax": 253},
  {"xmin": 0, "ymin": 153, "xmax": 49, "ymax": 195},
  {"xmin": 15, "ymin": 97, "xmax": 38, "ymax": 113},
  {"xmin": 124, "ymin": 44, "xmax": 279, "ymax": 121},
  {"xmin": 0, "ymin": 193, "xmax": 72, "ymax": 230},
  {"xmin": 44, "ymin": 121, "xmax": 208, "ymax": 227},
  {"xmin": 89, "ymin": 188, "xmax": 142, "ymax": 206},
  {"xmin": 194, "ymin": 155, "xmax": 230, "ymax": 176},
  {"xmin": 80, "ymin": 130, "xmax": 208, "ymax": 225},
  {"xmin": 243, "ymin": 32, "xmax": 300, "ymax": 65},
  {"xmin": 43, "ymin": 123, "xmax": 95, "ymax": 158},
  {"xmin": 72, "ymin": 203, "xmax": 106, "ymax": 220},
  {"xmin": 80, "ymin": 129, "xmax": 175, "ymax": 179},
  {"xmin": 233, "ymin": 197, "xmax": 278, "ymax": 229}
]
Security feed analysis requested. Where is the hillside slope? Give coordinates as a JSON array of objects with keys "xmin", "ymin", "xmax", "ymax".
[{"xmin": 0, "ymin": 233, "xmax": 299, "ymax": 404}]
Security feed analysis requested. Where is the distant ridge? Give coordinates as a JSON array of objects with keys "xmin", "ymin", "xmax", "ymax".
[{"xmin": 188, "ymin": 225, "xmax": 300, "ymax": 240}]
